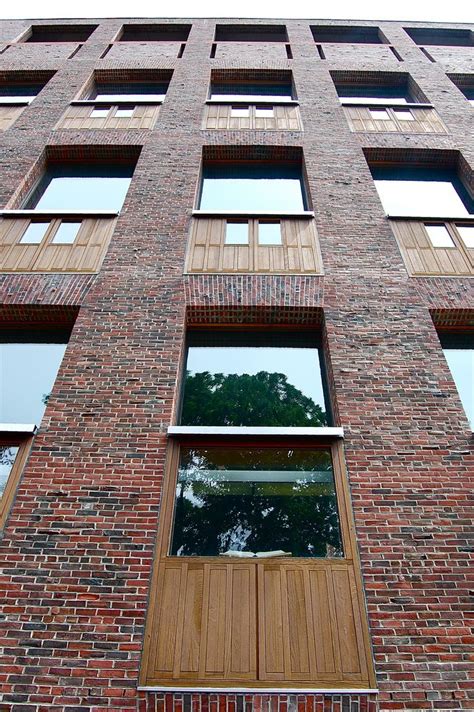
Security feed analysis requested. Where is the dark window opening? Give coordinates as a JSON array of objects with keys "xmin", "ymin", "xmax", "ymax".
[
  {"xmin": 438, "ymin": 332, "xmax": 474, "ymax": 429},
  {"xmin": 215, "ymin": 24, "xmax": 288, "ymax": 43},
  {"xmin": 90, "ymin": 81, "xmax": 169, "ymax": 102},
  {"xmin": 211, "ymin": 81, "xmax": 293, "ymax": 102},
  {"xmin": 23, "ymin": 24, "xmax": 97, "ymax": 42},
  {"xmin": 404, "ymin": 27, "xmax": 473, "ymax": 47},
  {"xmin": 311, "ymin": 25, "xmax": 387, "ymax": 44},
  {"xmin": 117, "ymin": 24, "xmax": 191, "ymax": 42}
]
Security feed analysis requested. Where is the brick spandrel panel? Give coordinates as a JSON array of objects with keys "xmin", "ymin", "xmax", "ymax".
[
  {"xmin": 0, "ymin": 14, "xmax": 473, "ymax": 712},
  {"xmin": 138, "ymin": 693, "xmax": 379, "ymax": 712}
]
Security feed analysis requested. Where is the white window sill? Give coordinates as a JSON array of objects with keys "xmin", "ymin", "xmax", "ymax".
[
  {"xmin": 168, "ymin": 426, "xmax": 343, "ymax": 438},
  {"xmin": 0, "ymin": 423, "xmax": 36, "ymax": 433},
  {"xmin": 192, "ymin": 210, "xmax": 314, "ymax": 218},
  {"xmin": 0, "ymin": 209, "xmax": 120, "ymax": 217},
  {"xmin": 206, "ymin": 99, "xmax": 298, "ymax": 105}
]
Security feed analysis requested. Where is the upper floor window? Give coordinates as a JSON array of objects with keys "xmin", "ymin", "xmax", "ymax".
[
  {"xmin": 25, "ymin": 163, "xmax": 136, "ymax": 212},
  {"xmin": 199, "ymin": 162, "xmax": 307, "ymax": 213},
  {"xmin": 311, "ymin": 25, "xmax": 388, "ymax": 44},
  {"xmin": 370, "ymin": 167, "xmax": 473, "ymax": 218},
  {"xmin": 404, "ymin": 27, "xmax": 474, "ymax": 47},
  {"xmin": 210, "ymin": 81, "xmax": 293, "ymax": 103},
  {"xmin": 214, "ymin": 24, "xmax": 288, "ymax": 43},
  {"xmin": 0, "ymin": 82, "xmax": 48, "ymax": 105},
  {"xmin": 180, "ymin": 331, "xmax": 330, "ymax": 427},
  {"xmin": 90, "ymin": 81, "xmax": 168, "ymax": 103},
  {"xmin": 448, "ymin": 74, "xmax": 474, "ymax": 106},
  {"xmin": 439, "ymin": 333, "xmax": 473, "ymax": 429},
  {"xmin": 21, "ymin": 24, "xmax": 97, "ymax": 43},
  {"xmin": 116, "ymin": 23, "xmax": 190, "ymax": 42}
]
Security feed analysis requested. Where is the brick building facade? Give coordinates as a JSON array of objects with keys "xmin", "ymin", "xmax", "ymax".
[{"xmin": 0, "ymin": 16, "xmax": 472, "ymax": 712}]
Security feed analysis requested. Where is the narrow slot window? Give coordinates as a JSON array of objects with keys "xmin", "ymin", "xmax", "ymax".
[
  {"xmin": 425, "ymin": 224, "xmax": 454, "ymax": 248},
  {"xmin": 51, "ymin": 222, "xmax": 81, "ymax": 244},
  {"xmin": 258, "ymin": 221, "xmax": 281, "ymax": 245},
  {"xmin": 225, "ymin": 221, "xmax": 249, "ymax": 244},
  {"xmin": 20, "ymin": 222, "xmax": 49, "ymax": 244}
]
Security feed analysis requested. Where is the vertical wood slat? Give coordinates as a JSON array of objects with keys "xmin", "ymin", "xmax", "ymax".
[
  {"xmin": 56, "ymin": 104, "xmax": 161, "ymax": 130},
  {"xmin": 390, "ymin": 219, "xmax": 474, "ymax": 276},
  {"xmin": 343, "ymin": 105, "xmax": 447, "ymax": 133},
  {"xmin": 203, "ymin": 104, "xmax": 302, "ymax": 131},
  {"xmin": 185, "ymin": 218, "xmax": 323, "ymax": 274},
  {"xmin": 0, "ymin": 104, "xmax": 27, "ymax": 131},
  {"xmin": 0, "ymin": 216, "xmax": 117, "ymax": 273}
]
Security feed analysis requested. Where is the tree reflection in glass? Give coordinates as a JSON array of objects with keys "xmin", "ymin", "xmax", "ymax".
[
  {"xmin": 0, "ymin": 446, "xmax": 19, "ymax": 498},
  {"xmin": 170, "ymin": 447, "xmax": 343, "ymax": 558}
]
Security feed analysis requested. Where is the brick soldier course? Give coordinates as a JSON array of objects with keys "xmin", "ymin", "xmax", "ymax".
[{"xmin": 0, "ymin": 16, "xmax": 472, "ymax": 712}]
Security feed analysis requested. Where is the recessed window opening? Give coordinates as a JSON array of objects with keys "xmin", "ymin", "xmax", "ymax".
[
  {"xmin": 90, "ymin": 81, "xmax": 168, "ymax": 103},
  {"xmin": 25, "ymin": 163, "xmax": 136, "ymax": 212},
  {"xmin": 117, "ymin": 24, "xmax": 191, "ymax": 42},
  {"xmin": 230, "ymin": 105, "xmax": 250, "ymax": 118},
  {"xmin": 393, "ymin": 108, "xmax": 415, "ymax": 121},
  {"xmin": 370, "ymin": 166, "xmax": 474, "ymax": 218},
  {"xmin": 115, "ymin": 105, "xmax": 135, "ymax": 118},
  {"xmin": 211, "ymin": 81, "xmax": 293, "ymax": 102},
  {"xmin": 0, "ymin": 83, "xmax": 47, "ymax": 104},
  {"xmin": 51, "ymin": 222, "xmax": 81, "ymax": 244},
  {"xmin": 23, "ymin": 24, "xmax": 97, "ymax": 42},
  {"xmin": 369, "ymin": 108, "xmax": 390, "ymax": 120},
  {"xmin": 457, "ymin": 225, "xmax": 474, "ymax": 248},
  {"xmin": 199, "ymin": 162, "xmax": 307, "ymax": 213},
  {"xmin": 255, "ymin": 106, "xmax": 274, "ymax": 117},
  {"xmin": 215, "ymin": 24, "xmax": 288, "ymax": 43},
  {"xmin": 404, "ymin": 27, "xmax": 474, "ymax": 47},
  {"xmin": 439, "ymin": 333, "xmax": 474, "ymax": 429},
  {"xmin": 90, "ymin": 106, "xmax": 110, "ymax": 118},
  {"xmin": 311, "ymin": 25, "xmax": 387, "ymax": 44},
  {"xmin": 338, "ymin": 85, "xmax": 413, "ymax": 105}
]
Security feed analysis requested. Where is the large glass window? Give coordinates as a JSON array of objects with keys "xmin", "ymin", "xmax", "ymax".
[
  {"xmin": 371, "ymin": 167, "xmax": 473, "ymax": 218},
  {"xmin": 440, "ymin": 334, "xmax": 473, "ymax": 429},
  {"xmin": 180, "ymin": 331, "xmax": 330, "ymax": 427},
  {"xmin": 0, "ymin": 84, "xmax": 46, "ymax": 104},
  {"xmin": 171, "ymin": 446, "xmax": 342, "ymax": 558},
  {"xmin": 211, "ymin": 82, "xmax": 293, "ymax": 102},
  {"xmin": 199, "ymin": 163, "xmax": 306, "ymax": 213},
  {"xmin": 25, "ymin": 164, "xmax": 134, "ymax": 212},
  {"xmin": 91, "ymin": 82, "xmax": 168, "ymax": 103},
  {"xmin": 337, "ymin": 85, "xmax": 412, "ymax": 105},
  {"xmin": 0, "ymin": 332, "xmax": 69, "ymax": 426}
]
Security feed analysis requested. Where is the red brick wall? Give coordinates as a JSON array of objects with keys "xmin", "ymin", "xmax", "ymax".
[{"xmin": 0, "ymin": 16, "xmax": 473, "ymax": 712}]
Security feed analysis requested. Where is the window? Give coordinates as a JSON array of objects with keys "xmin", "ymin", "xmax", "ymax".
[
  {"xmin": 311, "ymin": 25, "xmax": 387, "ymax": 44},
  {"xmin": 439, "ymin": 333, "xmax": 474, "ymax": 429},
  {"xmin": 199, "ymin": 163, "xmax": 307, "ymax": 213},
  {"xmin": 25, "ymin": 163, "xmax": 135, "ymax": 212},
  {"xmin": 211, "ymin": 81, "xmax": 293, "ymax": 103},
  {"xmin": 425, "ymin": 224, "xmax": 455, "ymax": 247},
  {"xmin": 0, "ymin": 83, "xmax": 48, "ymax": 105},
  {"xmin": 258, "ymin": 220, "xmax": 281, "ymax": 244},
  {"xmin": 214, "ymin": 24, "xmax": 288, "ymax": 43},
  {"xmin": 117, "ymin": 23, "xmax": 190, "ymax": 42},
  {"xmin": 22, "ymin": 24, "xmax": 97, "ymax": 42},
  {"xmin": 404, "ymin": 27, "xmax": 473, "ymax": 47},
  {"xmin": 225, "ymin": 221, "xmax": 248, "ymax": 244},
  {"xmin": 339, "ymin": 85, "xmax": 413, "ymax": 105},
  {"xmin": 0, "ymin": 324, "xmax": 73, "ymax": 529},
  {"xmin": 447, "ymin": 75, "xmax": 474, "ymax": 106},
  {"xmin": 141, "ymin": 327, "xmax": 375, "ymax": 688},
  {"xmin": 370, "ymin": 167, "xmax": 473, "ymax": 218},
  {"xmin": 230, "ymin": 105, "xmax": 249, "ymax": 117},
  {"xmin": 90, "ymin": 81, "xmax": 168, "ymax": 103}
]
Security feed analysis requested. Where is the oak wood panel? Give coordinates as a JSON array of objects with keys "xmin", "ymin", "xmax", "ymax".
[
  {"xmin": 203, "ymin": 104, "xmax": 302, "ymax": 131},
  {"xmin": 0, "ymin": 436, "xmax": 33, "ymax": 530},
  {"xmin": 185, "ymin": 218, "xmax": 323, "ymax": 274},
  {"xmin": 343, "ymin": 105, "xmax": 447, "ymax": 134},
  {"xmin": 0, "ymin": 105, "xmax": 27, "ymax": 131},
  {"xmin": 390, "ymin": 219, "xmax": 474, "ymax": 277},
  {"xmin": 56, "ymin": 103, "xmax": 161, "ymax": 130},
  {"xmin": 0, "ymin": 216, "xmax": 118, "ymax": 273}
]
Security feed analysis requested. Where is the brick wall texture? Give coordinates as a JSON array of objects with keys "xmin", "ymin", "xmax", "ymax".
[{"xmin": 0, "ymin": 16, "xmax": 473, "ymax": 712}]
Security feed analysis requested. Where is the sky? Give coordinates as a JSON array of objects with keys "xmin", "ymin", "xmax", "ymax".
[{"xmin": 1, "ymin": 0, "xmax": 473, "ymax": 22}]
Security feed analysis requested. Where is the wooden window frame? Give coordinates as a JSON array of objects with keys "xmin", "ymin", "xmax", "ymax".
[{"xmin": 0, "ymin": 433, "xmax": 33, "ymax": 530}]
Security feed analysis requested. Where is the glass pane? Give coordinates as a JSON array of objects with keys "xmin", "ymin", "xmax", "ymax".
[
  {"xmin": 443, "ymin": 349, "xmax": 474, "ymax": 429},
  {"xmin": 211, "ymin": 83, "xmax": 292, "ymax": 102},
  {"xmin": 93, "ymin": 82, "xmax": 167, "ymax": 102},
  {"xmin": 90, "ymin": 106, "xmax": 110, "ymax": 118},
  {"xmin": 225, "ymin": 222, "xmax": 248, "ymax": 244},
  {"xmin": 0, "ymin": 85, "xmax": 43, "ymax": 103},
  {"xmin": 52, "ymin": 222, "xmax": 81, "ymax": 244},
  {"xmin": 115, "ymin": 106, "xmax": 135, "ymax": 117},
  {"xmin": 181, "ymin": 333, "xmax": 329, "ymax": 426},
  {"xmin": 425, "ymin": 224, "xmax": 454, "ymax": 247},
  {"xmin": 393, "ymin": 108, "xmax": 415, "ymax": 121},
  {"xmin": 456, "ymin": 225, "xmax": 474, "ymax": 248},
  {"xmin": 230, "ymin": 106, "xmax": 250, "ymax": 117},
  {"xmin": 258, "ymin": 222, "xmax": 281, "ymax": 244},
  {"xmin": 0, "ymin": 445, "xmax": 19, "ymax": 499},
  {"xmin": 0, "ymin": 341, "xmax": 67, "ymax": 425},
  {"xmin": 20, "ymin": 222, "xmax": 49, "ymax": 244},
  {"xmin": 369, "ymin": 108, "xmax": 390, "ymax": 120},
  {"xmin": 255, "ymin": 106, "xmax": 274, "ymax": 117},
  {"xmin": 338, "ymin": 85, "xmax": 411, "ymax": 104},
  {"xmin": 372, "ymin": 169, "xmax": 473, "ymax": 218},
  {"xmin": 29, "ymin": 166, "xmax": 134, "ymax": 212},
  {"xmin": 200, "ymin": 164, "xmax": 306, "ymax": 212},
  {"xmin": 170, "ymin": 447, "xmax": 343, "ymax": 558}
]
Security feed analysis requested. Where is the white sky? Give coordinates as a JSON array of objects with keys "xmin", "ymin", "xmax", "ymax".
[{"xmin": 1, "ymin": 0, "xmax": 473, "ymax": 22}]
